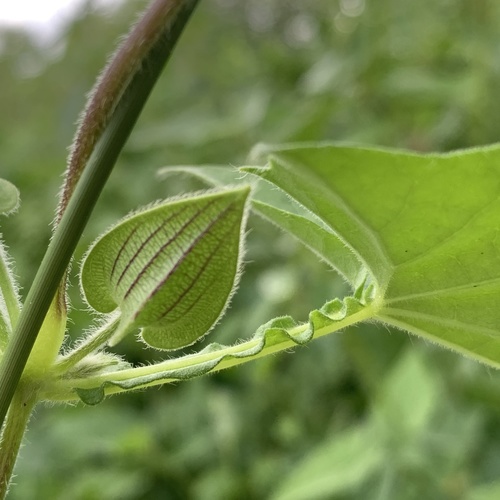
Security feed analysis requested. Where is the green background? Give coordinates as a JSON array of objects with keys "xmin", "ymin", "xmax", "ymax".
[{"xmin": 2, "ymin": 0, "xmax": 500, "ymax": 498}]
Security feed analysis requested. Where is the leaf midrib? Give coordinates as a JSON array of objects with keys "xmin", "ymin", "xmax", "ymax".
[
  {"xmin": 379, "ymin": 307, "xmax": 500, "ymax": 338},
  {"xmin": 384, "ymin": 276, "xmax": 500, "ymax": 304}
]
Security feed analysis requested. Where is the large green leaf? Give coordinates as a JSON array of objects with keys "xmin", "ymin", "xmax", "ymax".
[
  {"xmin": 80, "ymin": 186, "xmax": 250, "ymax": 350},
  {"xmin": 243, "ymin": 143, "xmax": 500, "ymax": 367}
]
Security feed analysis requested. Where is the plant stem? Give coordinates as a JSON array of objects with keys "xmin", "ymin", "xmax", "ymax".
[
  {"xmin": 0, "ymin": 0, "xmax": 199, "ymax": 430},
  {"xmin": 54, "ymin": 315, "xmax": 120, "ymax": 375},
  {"xmin": 41, "ymin": 300, "xmax": 378, "ymax": 402},
  {"xmin": 0, "ymin": 383, "xmax": 38, "ymax": 499}
]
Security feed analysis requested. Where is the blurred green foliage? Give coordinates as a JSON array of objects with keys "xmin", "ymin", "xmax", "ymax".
[{"xmin": 2, "ymin": 0, "xmax": 500, "ymax": 498}]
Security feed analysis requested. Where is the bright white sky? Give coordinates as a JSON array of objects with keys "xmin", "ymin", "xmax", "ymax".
[
  {"xmin": 0, "ymin": 0, "xmax": 120, "ymax": 40},
  {"xmin": 0, "ymin": 1, "xmax": 84, "ymax": 26}
]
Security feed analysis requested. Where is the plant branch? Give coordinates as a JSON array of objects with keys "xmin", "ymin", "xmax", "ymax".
[{"xmin": 0, "ymin": 0, "xmax": 199, "ymax": 430}]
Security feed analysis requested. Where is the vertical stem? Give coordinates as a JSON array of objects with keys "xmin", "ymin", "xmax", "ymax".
[
  {"xmin": 0, "ymin": 0, "xmax": 199, "ymax": 432},
  {"xmin": 0, "ymin": 383, "xmax": 37, "ymax": 499}
]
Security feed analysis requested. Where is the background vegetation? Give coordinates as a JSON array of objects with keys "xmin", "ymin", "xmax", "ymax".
[{"xmin": 2, "ymin": 0, "xmax": 500, "ymax": 498}]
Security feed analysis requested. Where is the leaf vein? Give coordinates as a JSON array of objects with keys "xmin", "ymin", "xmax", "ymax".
[
  {"xmin": 115, "ymin": 205, "xmax": 189, "ymax": 288},
  {"xmin": 123, "ymin": 198, "xmax": 218, "ymax": 300},
  {"xmin": 385, "ymin": 276, "xmax": 500, "ymax": 304},
  {"xmin": 156, "ymin": 209, "xmax": 240, "ymax": 322},
  {"xmin": 396, "ymin": 194, "xmax": 500, "ymax": 269},
  {"xmin": 380, "ymin": 307, "xmax": 500, "ymax": 338}
]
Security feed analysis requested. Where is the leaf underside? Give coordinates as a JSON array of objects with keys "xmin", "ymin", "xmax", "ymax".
[
  {"xmin": 80, "ymin": 186, "xmax": 250, "ymax": 350},
  {"xmin": 0, "ymin": 179, "xmax": 19, "ymax": 216},
  {"xmin": 243, "ymin": 143, "xmax": 500, "ymax": 367}
]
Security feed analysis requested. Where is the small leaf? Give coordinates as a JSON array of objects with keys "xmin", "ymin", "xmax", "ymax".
[
  {"xmin": 76, "ymin": 386, "xmax": 106, "ymax": 406},
  {"xmin": 0, "ymin": 178, "xmax": 19, "ymax": 215},
  {"xmin": 80, "ymin": 186, "xmax": 251, "ymax": 350}
]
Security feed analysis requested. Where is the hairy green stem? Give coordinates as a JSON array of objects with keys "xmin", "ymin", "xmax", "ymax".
[
  {"xmin": 0, "ymin": 0, "xmax": 199, "ymax": 430},
  {"xmin": 41, "ymin": 300, "xmax": 379, "ymax": 402},
  {"xmin": 54, "ymin": 315, "xmax": 120, "ymax": 375},
  {"xmin": 57, "ymin": 0, "xmax": 198, "ymax": 223},
  {"xmin": 0, "ymin": 383, "xmax": 38, "ymax": 498}
]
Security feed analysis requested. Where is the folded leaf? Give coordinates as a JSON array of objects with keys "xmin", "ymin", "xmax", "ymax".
[{"xmin": 80, "ymin": 186, "xmax": 251, "ymax": 350}]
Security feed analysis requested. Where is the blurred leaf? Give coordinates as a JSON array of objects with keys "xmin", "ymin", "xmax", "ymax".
[
  {"xmin": 271, "ymin": 424, "xmax": 383, "ymax": 500},
  {"xmin": 61, "ymin": 468, "xmax": 147, "ymax": 500},
  {"xmin": 0, "ymin": 178, "xmax": 19, "ymax": 215},
  {"xmin": 130, "ymin": 88, "xmax": 269, "ymax": 150},
  {"xmin": 374, "ymin": 348, "xmax": 439, "ymax": 441},
  {"xmin": 469, "ymin": 481, "xmax": 500, "ymax": 500}
]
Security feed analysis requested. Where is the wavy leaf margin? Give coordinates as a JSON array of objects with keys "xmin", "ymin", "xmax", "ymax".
[{"xmin": 49, "ymin": 295, "xmax": 372, "ymax": 405}]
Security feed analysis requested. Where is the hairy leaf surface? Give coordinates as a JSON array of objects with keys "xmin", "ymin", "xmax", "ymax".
[{"xmin": 80, "ymin": 186, "xmax": 250, "ymax": 350}]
